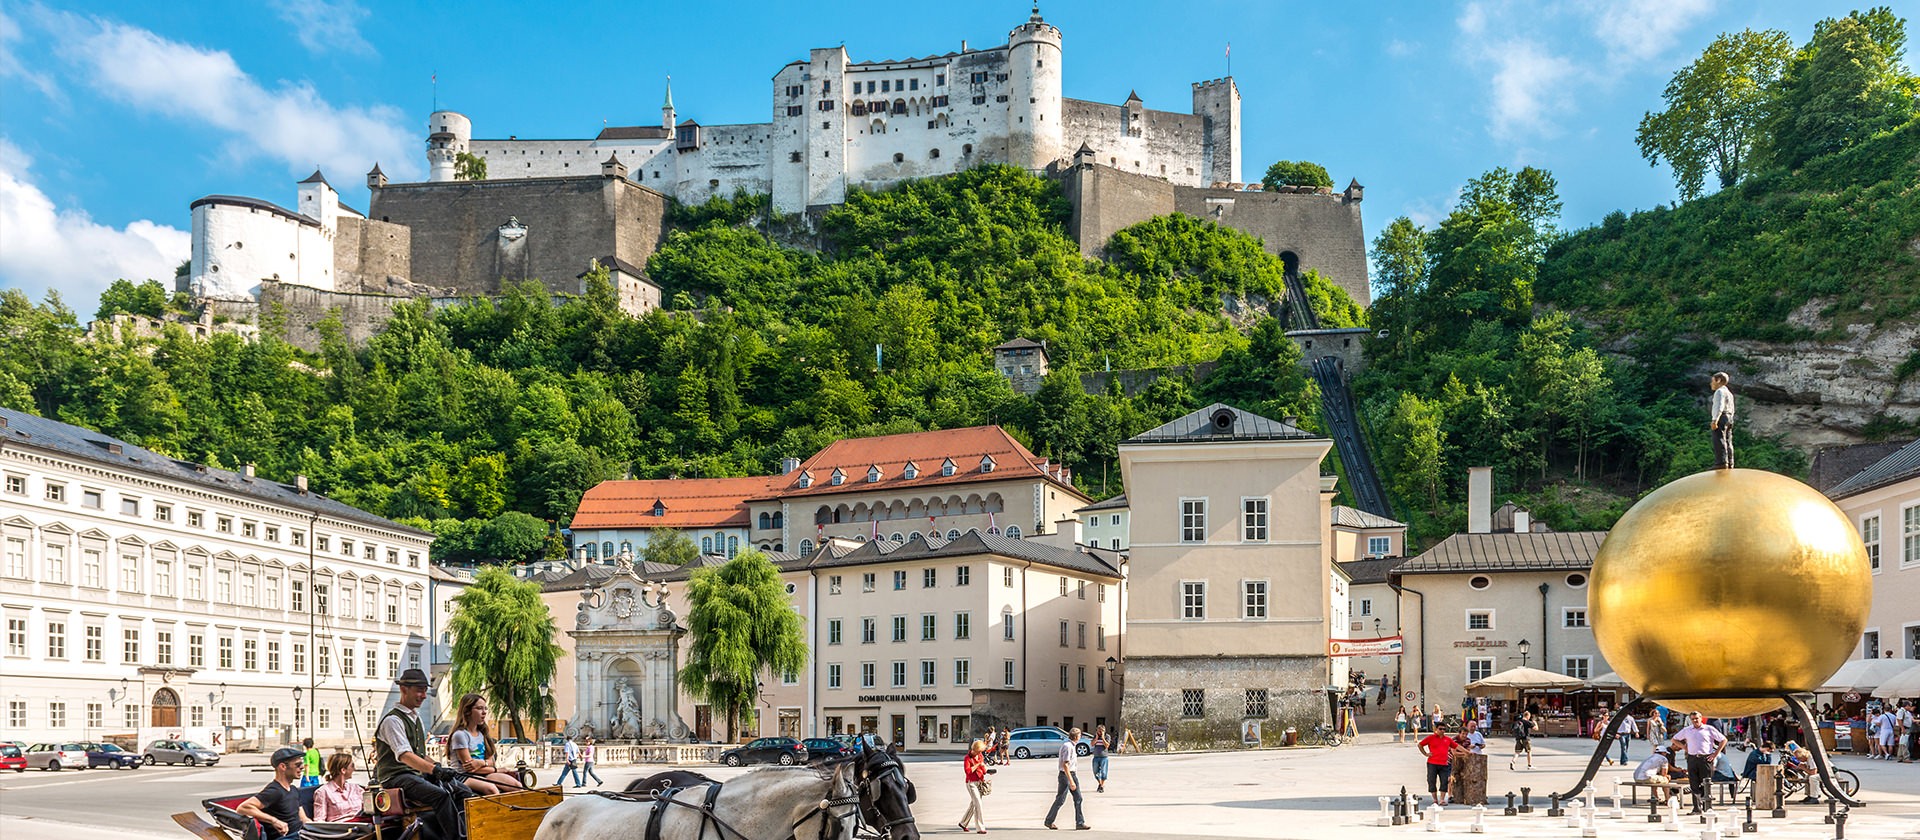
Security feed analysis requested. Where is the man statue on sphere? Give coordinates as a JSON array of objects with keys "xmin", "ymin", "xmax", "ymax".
[{"xmin": 1709, "ymin": 372, "xmax": 1736, "ymax": 469}]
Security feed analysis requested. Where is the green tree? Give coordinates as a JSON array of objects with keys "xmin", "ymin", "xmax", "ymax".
[
  {"xmin": 1261, "ymin": 160, "xmax": 1334, "ymax": 190},
  {"xmin": 95, "ymin": 279, "xmax": 174, "ymax": 321},
  {"xmin": 679, "ymin": 550, "xmax": 808, "ymax": 741},
  {"xmin": 479, "ymin": 511, "xmax": 549, "ymax": 563},
  {"xmin": 1636, "ymin": 28, "xmax": 1794, "ymax": 199},
  {"xmin": 643, "ymin": 528, "xmax": 702, "ymax": 566},
  {"xmin": 447, "ymin": 566, "xmax": 564, "ymax": 739},
  {"xmin": 1767, "ymin": 9, "xmax": 1920, "ymax": 168},
  {"xmin": 455, "ymin": 151, "xmax": 488, "ymax": 181}
]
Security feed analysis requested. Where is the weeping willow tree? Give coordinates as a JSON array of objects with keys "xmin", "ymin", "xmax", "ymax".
[
  {"xmin": 679, "ymin": 550, "xmax": 808, "ymax": 741},
  {"xmin": 447, "ymin": 566, "xmax": 563, "ymax": 739}
]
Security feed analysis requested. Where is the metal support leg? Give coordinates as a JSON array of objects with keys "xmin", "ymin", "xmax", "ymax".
[
  {"xmin": 1784, "ymin": 693, "xmax": 1864, "ymax": 807},
  {"xmin": 1555, "ymin": 697, "xmax": 1639, "ymax": 804}
]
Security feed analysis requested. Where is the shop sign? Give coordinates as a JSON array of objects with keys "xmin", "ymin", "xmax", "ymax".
[
  {"xmin": 856, "ymin": 694, "xmax": 940, "ymax": 703},
  {"xmin": 1328, "ymin": 635, "xmax": 1403, "ymax": 657}
]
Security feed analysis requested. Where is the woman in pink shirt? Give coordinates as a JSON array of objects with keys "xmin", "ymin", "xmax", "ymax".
[{"xmin": 311, "ymin": 752, "xmax": 365, "ymax": 823}]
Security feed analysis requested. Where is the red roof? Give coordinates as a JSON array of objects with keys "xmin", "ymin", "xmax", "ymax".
[
  {"xmin": 572, "ymin": 476, "xmax": 775, "ymax": 530},
  {"xmin": 773, "ymin": 426, "xmax": 1078, "ymax": 500}
]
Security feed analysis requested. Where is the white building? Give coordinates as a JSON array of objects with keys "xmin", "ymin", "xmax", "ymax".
[
  {"xmin": 189, "ymin": 172, "xmax": 356, "ymax": 301},
  {"xmin": 439, "ymin": 7, "xmax": 1242, "ymax": 212},
  {"xmin": 1824, "ymin": 439, "xmax": 1920, "ymax": 660},
  {"xmin": 0, "ymin": 407, "xmax": 434, "ymax": 749},
  {"xmin": 1077, "ymin": 494, "xmax": 1129, "ymax": 551}
]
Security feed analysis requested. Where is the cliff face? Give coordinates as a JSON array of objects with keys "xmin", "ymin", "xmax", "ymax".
[{"xmin": 1713, "ymin": 320, "xmax": 1920, "ymax": 449}]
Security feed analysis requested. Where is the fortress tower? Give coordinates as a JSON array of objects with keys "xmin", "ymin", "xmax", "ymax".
[
  {"xmin": 427, "ymin": 110, "xmax": 472, "ymax": 182},
  {"xmin": 1007, "ymin": 5, "xmax": 1064, "ymax": 170},
  {"xmin": 1192, "ymin": 78, "xmax": 1241, "ymax": 186}
]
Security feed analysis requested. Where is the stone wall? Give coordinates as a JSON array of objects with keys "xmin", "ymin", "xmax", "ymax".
[
  {"xmin": 1061, "ymin": 99, "xmax": 1208, "ymax": 187},
  {"xmin": 1288, "ymin": 328, "xmax": 1371, "ymax": 376},
  {"xmin": 969, "ymin": 688, "xmax": 1027, "ymax": 734},
  {"xmin": 1120, "ymin": 655, "xmax": 1329, "ymax": 750},
  {"xmin": 333, "ymin": 216, "xmax": 412, "ymax": 293},
  {"xmin": 254, "ymin": 282, "xmax": 413, "ymax": 352},
  {"xmin": 1078, "ymin": 362, "xmax": 1217, "ymax": 397},
  {"xmin": 1060, "ymin": 161, "xmax": 1175, "ymax": 255}
]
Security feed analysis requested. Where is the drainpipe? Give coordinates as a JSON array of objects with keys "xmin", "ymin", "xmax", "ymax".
[
  {"xmin": 1538, "ymin": 583, "xmax": 1550, "ymax": 673},
  {"xmin": 1389, "ymin": 575, "xmax": 1425, "ymax": 709}
]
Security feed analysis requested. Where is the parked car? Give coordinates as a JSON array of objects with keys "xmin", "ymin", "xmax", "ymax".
[
  {"xmin": 142, "ymin": 739, "xmax": 220, "ymax": 766},
  {"xmin": 801, "ymin": 736, "xmax": 855, "ymax": 760},
  {"xmin": 1004, "ymin": 727, "xmax": 1090, "ymax": 759},
  {"xmin": 25, "ymin": 742, "xmax": 91, "ymax": 771},
  {"xmin": 80, "ymin": 742, "xmax": 142, "ymax": 769},
  {"xmin": 0, "ymin": 742, "xmax": 25, "ymax": 772},
  {"xmin": 719, "ymin": 737, "xmax": 807, "ymax": 766}
]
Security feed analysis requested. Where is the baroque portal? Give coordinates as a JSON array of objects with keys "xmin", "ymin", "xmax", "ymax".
[{"xmin": 568, "ymin": 552, "xmax": 689, "ymax": 741}]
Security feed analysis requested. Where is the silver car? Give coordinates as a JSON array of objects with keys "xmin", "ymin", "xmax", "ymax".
[
  {"xmin": 25, "ymin": 742, "xmax": 90, "ymax": 771},
  {"xmin": 142, "ymin": 739, "xmax": 220, "ymax": 766}
]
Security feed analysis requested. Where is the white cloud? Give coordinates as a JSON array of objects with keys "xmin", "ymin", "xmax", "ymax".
[
  {"xmin": 273, "ymin": 0, "xmax": 373, "ymax": 56},
  {"xmin": 0, "ymin": 138, "xmax": 189, "ymax": 314},
  {"xmin": 0, "ymin": 7, "xmax": 58, "ymax": 99},
  {"xmin": 1482, "ymin": 40, "xmax": 1579, "ymax": 141},
  {"xmin": 44, "ymin": 11, "xmax": 418, "ymax": 182},
  {"xmin": 1580, "ymin": 0, "xmax": 1717, "ymax": 64}
]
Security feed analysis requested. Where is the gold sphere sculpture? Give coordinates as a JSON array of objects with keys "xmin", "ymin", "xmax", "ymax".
[{"xmin": 1590, "ymin": 468, "xmax": 1871, "ymax": 717}]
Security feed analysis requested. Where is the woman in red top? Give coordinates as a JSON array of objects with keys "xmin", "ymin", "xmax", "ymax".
[
  {"xmin": 959, "ymin": 739, "xmax": 989, "ymax": 833},
  {"xmin": 1418, "ymin": 723, "xmax": 1457, "ymax": 806}
]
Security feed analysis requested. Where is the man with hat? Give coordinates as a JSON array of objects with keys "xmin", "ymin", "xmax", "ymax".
[
  {"xmin": 1632, "ymin": 744, "xmax": 1676, "ymax": 805},
  {"xmin": 238, "ymin": 746, "xmax": 310, "ymax": 839},
  {"xmin": 374, "ymin": 668, "xmax": 468, "ymax": 840}
]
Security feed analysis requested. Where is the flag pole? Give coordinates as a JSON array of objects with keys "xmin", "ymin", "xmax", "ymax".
[{"xmin": 1226, "ymin": 43, "xmax": 1231, "ymax": 77}]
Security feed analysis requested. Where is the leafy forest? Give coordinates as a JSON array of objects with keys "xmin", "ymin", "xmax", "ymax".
[{"xmin": 3, "ymin": 7, "xmax": 1914, "ymax": 554}]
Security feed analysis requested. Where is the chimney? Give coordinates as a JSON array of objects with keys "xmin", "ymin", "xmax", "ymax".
[
  {"xmin": 242, "ymin": 463, "xmax": 256, "ymax": 480},
  {"xmin": 780, "ymin": 457, "xmax": 801, "ymax": 474},
  {"xmin": 295, "ymin": 475, "xmax": 309, "ymax": 495},
  {"xmin": 1467, "ymin": 467, "xmax": 1492, "ymax": 534},
  {"xmin": 1513, "ymin": 508, "xmax": 1531, "ymax": 534}
]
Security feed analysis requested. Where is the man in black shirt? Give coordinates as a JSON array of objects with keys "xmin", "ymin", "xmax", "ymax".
[{"xmin": 239, "ymin": 747, "xmax": 309, "ymax": 839}]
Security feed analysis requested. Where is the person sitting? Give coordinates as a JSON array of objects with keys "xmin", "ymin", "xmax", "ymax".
[
  {"xmin": 449, "ymin": 692, "xmax": 525, "ymax": 796},
  {"xmin": 312, "ymin": 752, "xmax": 366, "ymax": 823},
  {"xmin": 373, "ymin": 669, "xmax": 470, "ymax": 840},
  {"xmin": 238, "ymin": 747, "xmax": 310, "ymax": 839},
  {"xmin": 1741, "ymin": 741, "xmax": 1775, "ymax": 782}
]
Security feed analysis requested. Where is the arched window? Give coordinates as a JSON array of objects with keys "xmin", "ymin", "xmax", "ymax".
[
  {"xmin": 771, "ymin": 512, "xmax": 784, "ymax": 529},
  {"xmin": 871, "ymin": 119, "xmax": 887, "ymax": 135},
  {"xmin": 946, "ymin": 529, "xmax": 961, "ymax": 540},
  {"xmin": 713, "ymin": 532, "xmax": 726, "ymax": 551},
  {"xmin": 928, "ymin": 530, "xmax": 942, "ymax": 540},
  {"xmin": 618, "ymin": 541, "xmax": 631, "ymax": 556},
  {"xmin": 962, "ymin": 143, "xmax": 973, "ymax": 156},
  {"xmin": 799, "ymin": 539, "xmax": 814, "ymax": 555},
  {"xmin": 584, "ymin": 543, "xmax": 598, "ymax": 559},
  {"xmin": 726, "ymin": 536, "xmax": 739, "ymax": 557},
  {"xmin": 1005, "ymin": 525, "xmax": 1023, "ymax": 539},
  {"xmin": 892, "ymin": 153, "xmax": 905, "ymax": 163},
  {"xmin": 774, "ymin": 543, "xmax": 783, "ymax": 552},
  {"xmin": 889, "ymin": 533, "xmax": 904, "ymax": 542},
  {"xmin": 929, "ymin": 148, "xmax": 941, "ymax": 159},
  {"xmin": 758, "ymin": 512, "xmax": 771, "ymax": 530},
  {"xmin": 702, "ymin": 536, "xmax": 714, "ymax": 553}
]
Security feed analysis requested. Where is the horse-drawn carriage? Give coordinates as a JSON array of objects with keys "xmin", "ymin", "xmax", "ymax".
[{"xmin": 170, "ymin": 747, "xmax": 919, "ymax": 840}]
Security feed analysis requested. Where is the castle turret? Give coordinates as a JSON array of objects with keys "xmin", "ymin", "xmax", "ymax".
[
  {"xmin": 601, "ymin": 153, "xmax": 627, "ymax": 180},
  {"xmin": 427, "ymin": 110, "xmax": 472, "ymax": 182},
  {"xmin": 662, "ymin": 77, "xmax": 676, "ymax": 131},
  {"xmin": 296, "ymin": 169, "xmax": 340, "ymax": 232},
  {"xmin": 1007, "ymin": 4, "xmax": 1063, "ymax": 170},
  {"xmin": 367, "ymin": 163, "xmax": 387, "ymax": 189},
  {"xmin": 1192, "ymin": 78, "xmax": 1241, "ymax": 186}
]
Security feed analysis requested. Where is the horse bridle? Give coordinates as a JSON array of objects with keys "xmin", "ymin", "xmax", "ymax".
[{"xmin": 850, "ymin": 751, "xmax": 917, "ymax": 840}]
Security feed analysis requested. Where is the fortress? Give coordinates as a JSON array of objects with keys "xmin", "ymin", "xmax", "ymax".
[{"xmin": 185, "ymin": 6, "xmax": 1368, "ymax": 350}]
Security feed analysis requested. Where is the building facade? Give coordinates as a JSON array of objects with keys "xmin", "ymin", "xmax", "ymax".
[
  {"xmin": 1826, "ymin": 439, "xmax": 1920, "ymax": 660},
  {"xmin": 1077, "ymin": 494, "xmax": 1129, "ymax": 551},
  {"xmin": 0, "ymin": 408, "xmax": 434, "ymax": 749}
]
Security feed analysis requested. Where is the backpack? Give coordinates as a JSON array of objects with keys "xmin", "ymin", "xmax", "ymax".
[{"xmin": 1511, "ymin": 720, "xmax": 1529, "ymax": 738}]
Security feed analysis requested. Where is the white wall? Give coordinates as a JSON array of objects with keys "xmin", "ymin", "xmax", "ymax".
[{"xmin": 191, "ymin": 203, "xmax": 336, "ymax": 300}]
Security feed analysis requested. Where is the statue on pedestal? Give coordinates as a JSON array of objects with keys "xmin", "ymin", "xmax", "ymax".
[{"xmin": 612, "ymin": 678, "xmax": 642, "ymax": 740}]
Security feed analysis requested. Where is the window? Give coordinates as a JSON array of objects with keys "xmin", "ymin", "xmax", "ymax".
[
  {"xmin": 1243, "ymin": 581, "xmax": 1268, "ymax": 619},
  {"xmin": 120, "ymin": 496, "xmax": 139, "ymax": 516},
  {"xmin": 1564, "ymin": 607, "xmax": 1589, "ymax": 628},
  {"xmin": 923, "ymin": 568, "xmax": 937, "ymax": 588},
  {"xmin": 2, "ymin": 474, "xmax": 21, "ymax": 495},
  {"xmin": 1077, "ymin": 665, "xmax": 1086, "ymax": 692},
  {"xmin": 1359, "ymin": 598, "xmax": 1373, "ymax": 617},
  {"xmin": 243, "ymin": 638, "xmax": 257, "ymax": 670},
  {"xmin": 861, "ymin": 617, "xmax": 876, "ymax": 644},
  {"xmin": 1466, "ymin": 658, "xmax": 1494, "ymax": 683},
  {"xmin": 242, "ymin": 521, "xmax": 257, "ymax": 539},
  {"xmin": 1002, "ymin": 611, "xmax": 1014, "ymax": 640},
  {"xmin": 155, "ymin": 560, "xmax": 172, "ymax": 596},
  {"xmin": 123, "ymin": 628, "xmax": 140, "ymax": 663},
  {"xmin": 1097, "ymin": 584, "xmax": 1106, "ymax": 603},
  {"xmin": 218, "ymin": 636, "xmax": 233, "ymax": 669},
  {"xmin": 954, "ymin": 612, "xmax": 970, "ymax": 640},
  {"xmin": 828, "ymin": 619, "xmax": 843, "ymax": 645},
  {"xmin": 157, "ymin": 629, "xmax": 173, "ymax": 665},
  {"xmin": 267, "ymin": 640, "xmax": 281, "ymax": 672},
  {"xmin": 339, "ymin": 539, "xmax": 352, "ymax": 556},
  {"xmin": 185, "ymin": 564, "xmax": 203, "ymax": 600},
  {"xmin": 956, "ymin": 565, "xmax": 970, "ymax": 586},
  {"xmin": 862, "ymin": 573, "xmax": 876, "ymax": 593},
  {"xmin": 1467, "ymin": 610, "xmax": 1493, "ymax": 631},
  {"xmin": 215, "ymin": 569, "xmax": 232, "ymax": 602},
  {"xmin": 1468, "ymin": 575, "xmax": 1492, "ymax": 590},
  {"xmin": 46, "ymin": 621, "xmax": 63, "ymax": 658},
  {"xmin": 1245, "ymin": 689, "xmax": 1269, "ymax": 718},
  {"xmin": 7, "ymin": 701, "xmax": 22, "ymax": 728},
  {"xmin": 1096, "ymin": 624, "xmax": 1106, "ymax": 651},
  {"xmin": 921, "ymin": 659, "xmax": 936, "ymax": 686},
  {"xmin": 1562, "ymin": 656, "xmax": 1591, "ymax": 680},
  {"xmin": 1059, "ymin": 664, "xmax": 1068, "ymax": 691},
  {"xmin": 388, "ymin": 650, "xmax": 399, "ymax": 678},
  {"xmin": 1077, "ymin": 622, "xmax": 1087, "ymax": 648},
  {"xmin": 828, "ymin": 663, "xmax": 842, "ymax": 689},
  {"xmin": 216, "ymin": 516, "xmax": 232, "ymax": 533},
  {"xmin": 921, "ymin": 614, "xmax": 936, "ymax": 641},
  {"xmin": 1904, "ymin": 504, "xmax": 1920, "ymax": 566},
  {"xmin": 87, "ymin": 702, "xmax": 102, "ymax": 728},
  {"xmin": 1003, "ymin": 567, "xmax": 1014, "ymax": 587},
  {"xmin": 1242, "ymin": 498, "xmax": 1268, "ymax": 541},
  {"xmin": 291, "ymin": 580, "xmax": 305, "ymax": 613},
  {"xmin": 85, "ymin": 624, "xmax": 102, "ymax": 661},
  {"xmin": 293, "ymin": 642, "xmax": 306, "ymax": 674},
  {"xmin": 891, "ymin": 661, "xmax": 907, "ymax": 688},
  {"xmin": 2, "ymin": 538, "xmax": 21, "ymax": 578},
  {"xmin": 954, "ymin": 659, "xmax": 970, "ymax": 686},
  {"xmin": 81, "ymin": 549, "xmax": 103, "ymax": 588},
  {"xmin": 829, "ymin": 575, "xmax": 842, "ymax": 595},
  {"xmin": 292, "ymin": 530, "xmax": 305, "ymax": 547},
  {"xmin": 893, "ymin": 570, "xmax": 907, "ymax": 590},
  {"xmin": 46, "ymin": 482, "xmax": 65, "ymax": 503},
  {"xmin": 1181, "ymin": 499, "xmax": 1207, "ymax": 542},
  {"xmin": 82, "ymin": 489, "xmax": 103, "ymax": 509},
  {"xmin": 1059, "ymin": 620, "xmax": 1069, "ymax": 646},
  {"xmin": 1565, "ymin": 573, "xmax": 1587, "ymax": 587},
  {"xmin": 861, "ymin": 662, "xmax": 876, "ymax": 688},
  {"xmin": 1181, "ymin": 581, "xmax": 1206, "ymax": 620},
  {"xmin": 1003, "ymin": 659, "xmax": 1016, "ymax": 687},
  {"xmin": 1863, "ymin": 515, "xmax": 1881, "ymax": 571},
  {"xmin": 1059, "ymin": 576, "xmax": 1069, "ymax": 596},
  {"xmin": 5, "ymin": 618, "xmax": 23, "ymax": 655},
  {"xmin": 1181, "ymin": 689, "xmax": 1205, "ymax": 719},
  {"xmin": 1368, "ymin": 536, "xmax": 1392, "ymax": 557},
  {"xmin": 45, "ymin": 544, "xmax": 64, "ymax": 583},
  {"xmin": 341, "ymin": 645, "xmax": 355, "ymax": 677},
  {"xmin": 188, "ymin": 633, "xmax": 203, "ymax": 667},
  {"xmin": 891, "ymin": 615, "xmax": 907, "ymax": 642},
  {"xmin": 49, "ymin": 701, "xmax": 65, "ymax": 728}
]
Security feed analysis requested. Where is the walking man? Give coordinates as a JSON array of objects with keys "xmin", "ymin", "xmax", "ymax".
[
  {"xmin": 1043, "ymin": 727, "xmax": 1089, "ymax": 830},
  {"xmin": 372, "ymin": 668, "xmax": 468, "ymax": 840},
  {"xmin": 1898, "ymin": 700, "xmax": 1915, "ymax": 763},
  {"xmin": 1675, "ymin": 711, "xmax": 1727, "ymax": 813},
  {"xmin": 1709, "ymin": 372, "xmax": 1736, "ymax": 469},
  {"xmin": 556, "ymin": 734, "xmax": 581, "ymax": 787},
  {"xmin": 1615, "ymin": 712, "xmax": 1637, "ymax": 766},
  {"xmin": 1510, "ymin": 711, "xmax": 1535, "ymax": 770}
]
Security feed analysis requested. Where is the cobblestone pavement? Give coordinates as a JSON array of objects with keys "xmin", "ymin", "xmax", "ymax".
[{"xmin": 4, "ymin": 732, "xmax": 1915, "ymax": 839}]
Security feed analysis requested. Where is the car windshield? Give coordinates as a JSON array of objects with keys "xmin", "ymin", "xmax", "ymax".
[{"xmin": 0, "ymin": 746, "xmax": 19, "ymax": 757}]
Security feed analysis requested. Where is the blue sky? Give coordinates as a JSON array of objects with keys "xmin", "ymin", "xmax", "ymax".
[{"xmin": 0, "ymin": 0, "xmax": 1879, "ymax": 318}]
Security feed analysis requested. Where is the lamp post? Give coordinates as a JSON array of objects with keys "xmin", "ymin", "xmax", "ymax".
[
  {"xmin": 291, "ymin": 686, "xmax": 303, "ymax": 739},
  {"xmin": 109, "ymin": 677, "xmax": 130, "ymax": 706},
  {"xmin": 1104, "ymin": 657, "xmax": 1124, "ymax": 729},
  {"xmin": 1515, "ymin": 639, "xmax": 1532, "ymax": 668}
]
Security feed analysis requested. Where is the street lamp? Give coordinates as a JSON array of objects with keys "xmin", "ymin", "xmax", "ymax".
[
  {"xmin": 109, "ymin": 677, "xmax": 130, "ymax": 706},
  {"xmin": 1515, "ymin": 639, "xmax": 1532, "ymax": 668}
]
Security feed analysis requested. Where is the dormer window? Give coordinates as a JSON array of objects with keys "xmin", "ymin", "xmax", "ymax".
[
  {"xmin": 830, "ymin": 468, "xmax": 846, "ymax": 486},
  {"xmin": 941, "ymin": 459, "xmax": 957, "ymax": 477},
  {"xmin": 866, "ymin": 465, "xmax": 882, "ymax": 483},
  {"xmin": 798, "ymin": 471, "xmax": 814, "ymax": 489},
  {"xmin": 903, "ymin": 462, "xmax": 919, "ymax": 480},
  {"xmin": 979, "ymin": 455, "xmax": 995, "ymax": 473},
  {"xmin": 651, "ymin": 500, "xmax": 667, "ymax": 517}
]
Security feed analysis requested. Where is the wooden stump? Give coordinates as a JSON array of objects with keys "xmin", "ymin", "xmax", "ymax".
[{"xmin": 1453, "ymin": 753, "xmax": 1488, "ymax": 805}]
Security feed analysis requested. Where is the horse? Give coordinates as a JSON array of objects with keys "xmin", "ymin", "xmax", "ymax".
[
  {"xmin": 534, "ymin": 762, "xmax": 858, "ymax": 840},
  {"xmin": 624, "ymin": 770, "xmax": 720, "ymax": 798},
  {"xmin": 848, "ymin": 744, "xmax": 919, "ymax": 840}
]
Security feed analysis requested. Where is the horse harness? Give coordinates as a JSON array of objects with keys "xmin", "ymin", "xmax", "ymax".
[
  {"xmin": 592, "ymin": 774, "xmax": 861, "ymax": 840},
  {"xmin": 852, "ymin": 755, "xmax": 917, "ymax": 840}
]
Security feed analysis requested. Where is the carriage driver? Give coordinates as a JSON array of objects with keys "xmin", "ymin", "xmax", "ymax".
[{"xmin": 374, "ymin": 668, "xmax": 470, "ymax": 840}]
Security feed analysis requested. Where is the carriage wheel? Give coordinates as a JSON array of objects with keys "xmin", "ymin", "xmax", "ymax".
[{"xmin": 518, "ymin": 768, "xmax": 538, "ymax": 790}]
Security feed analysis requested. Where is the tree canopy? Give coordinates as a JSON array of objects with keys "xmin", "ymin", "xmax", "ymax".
[
  {"xmin": 678, "ymin": 550, "xmax": 807, "ymax": 740},
  {"xmin": 1636, "ymin": 28, "xmax": 1794, "ymax": 200},
  {"xmin": 447, "ymin": 566, "xmax": 564, "ymax": 739},
  {"xmin": 1261, "ymin": 160, "xmax": 1334, "ymax": 191}
]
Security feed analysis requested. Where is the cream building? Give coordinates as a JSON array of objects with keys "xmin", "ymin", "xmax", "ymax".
[
  {"xmin": 1078, "ymin": 494, "xmax": 1129, "ymax": 551},
  {"xmin": 1116, "ymin": 404, "xmax": 1337, "ymax": 747},
  {"xmin": 0, "ymin": 408, "xmax": 433, "ymax": 749},
  {"xmin": 1824, "ymin": 439, "xmax": 1920, "ymax": 661}
]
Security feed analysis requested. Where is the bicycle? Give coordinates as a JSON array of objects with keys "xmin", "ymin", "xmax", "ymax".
[
  {"xmin": 1776, "ymin": 764, "xmax": 1860, "ymax": 800},
  {"xmin": 1309, "ymin": 722, "xmax": 1344, "ymax": 748}
]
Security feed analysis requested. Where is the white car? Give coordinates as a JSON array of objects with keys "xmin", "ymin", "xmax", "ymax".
[
  {"xmin": 1004, "ymin": 727, "xmax": 1091, "ymax": 759},
  {"xmin": 25, "ymin": 742, "xmax": 90, "ymax": 771}
]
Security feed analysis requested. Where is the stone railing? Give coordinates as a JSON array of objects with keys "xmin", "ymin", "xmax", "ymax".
[{"xmin": 424, "ymin": 742, "xmax": 721, "ymax": 768}]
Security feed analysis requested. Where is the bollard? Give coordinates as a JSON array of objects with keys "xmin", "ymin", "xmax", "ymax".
[
  {"xmin": 1470, "ymin": 804, "xmax": 1487, "ymax": 834},
  {"xmin": 1503, "ymin": 791, "xmax": 1517, "ymax": 817},
  {"xmin": 1824, "ymin": 797, "xmax": 1837, "ymax": 825},
  {"xmin": 1548, "ymin": 791, "xmax": 1565, "ymax": 818},
  {"xmin": 1425, "ymin": 803, "xmax": 1443, "ymax": 833},
  {"xmin": 1742, "ymin": 795, "xmax": 1758, "ymax": 833},
  {"xmin": 1377, "ymin": 795, "xmax": 1394, "ymax": 827},
  {"xmin": 1519, "ymin": 786, "xmax": 1534, "ymax": 814},
  {"xmin": 1833, "ymin": 807, "xmax": 1847, "ymax": 840},
  {"xmin": 1649, "ymin": 792, "xmax": 1663, "ymax": 823},
  {"xmin": 1770, "ymin": 779, "xmax": 1788, "ymax": 820}
]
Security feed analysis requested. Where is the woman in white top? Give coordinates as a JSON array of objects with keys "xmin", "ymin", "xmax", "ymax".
[{"xmin": 449, "ymin": 693, "xmax": 524, "ymax": 795}]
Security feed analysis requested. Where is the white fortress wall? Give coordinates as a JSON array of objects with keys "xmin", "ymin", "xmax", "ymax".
[
  {"xmin": 190, "ymin": 200, "xmax": 337, "ymax": 301},
  {"xmin": 1061, "ymin": 99, "xmax": 1207, "ymax": 187},
  {"xmin": 670, "ymin": 123, "xmax": 776, "ymax": 203}
]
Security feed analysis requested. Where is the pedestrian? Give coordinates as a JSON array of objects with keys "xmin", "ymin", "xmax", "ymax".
[
  {"xmin": 1632, "ymin": 745, "xmax": 1676, "ymax": 805},
  {"xmin": 1460, "ymin": 718, "xmax": 1485, "ymax": 754},
  {"xmin": 1043, "ymin": 726, "xmax": 1089, "ymax": 830},
  {"xmin": 300, "ymin": 737, "xmax": 322, "ymax": 788},
  {"xmin": 1709, "ymin": 372, "xmax": 1736, "ymax": 469},
  {"xmin": 1417, "ymin": 721, "xmax": 1456, "ymax": 807},
  {"xmin": 1615, "ymin": 712, "xmax": 1637, "ymax": 766},
  {"xmin": 1674, "ymin": 711, "xmax": 1727, "ymax": 813},
  {"xmin": 1377, "ymin": 676, "xmax": 1389, "ymax": 708},
  {"xmin": 1645, "ymin": 709, "xmax": 1667, "ymax": 748},
  {"xmin": 557, "ymin": 734, "xmax": 582, "ymax": 787},
  {"xmin": 1090, "ymin": 725, "xmax": 1112, "ymax": 793},
  {"xmin": 1872, "ymin": 705, "xmax": 1897, "ymax": 759},
  {"xmin": 1395, "ymin": 707, "xmax": 1409, "ymax": 743},
  {"xmin": 959, "ymin": 739, "xmax": 989, "ymax": 834},
  {"xmin": 1509, "ymin": 711, "xmax": 1535, "ymax": 770},
  {"xmin": 1900, "ymin": 700, "xmax": 1916, "ymax": 763},
  {"xmin": 578, "ymin": 735, "xmax": 604, "ymax": 788}
]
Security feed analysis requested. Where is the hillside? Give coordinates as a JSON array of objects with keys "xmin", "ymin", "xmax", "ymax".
[
  {"xmin": 0, "ymin": 166, "xmax": 1353, "ymax": 562},
  {"xmin": 1538, "ymin": 118, "xmax": 1920, "ymax": 446}
]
